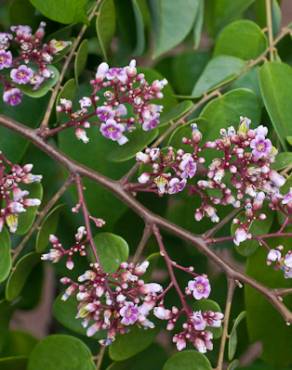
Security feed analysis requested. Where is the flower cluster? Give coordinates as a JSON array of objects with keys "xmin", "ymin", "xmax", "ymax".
[
  {"xmin": 56, "ymin": 60, "xmax": 167, "ymax": 145},
  {"xmin": 135, "ymin": 118, "xmax": 292, "ymax": 247},
  {"xmin": 0, "ymin": 23, "xmax": 70, "ymax": 105},
  {"xmin": 154, "ymin": 275, "xmax": 223, "ymax": 353},
  {"xmin": 267, "ymin": 247, "xmax": 292, "ymax": 278},
  {"xmin": 59, "ymin": 260, "xmax": 163, "ymax": 345},
  {"xmin": 41, "ymin": 226, "xmax": 88, "ymax": 270},
  {"xmin": 0, "ymin": 152, "xmax": 42, "ymax": 233}
]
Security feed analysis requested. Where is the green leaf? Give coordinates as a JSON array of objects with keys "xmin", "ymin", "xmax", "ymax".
[
  {"xmin": 90, "ymin": 232, "xmax": 129, "ymax": 273},
  {"xmin": 193, "ymin": 0, "xmax": 204, "ymax": 49},
  {"xmin": 227, "ymin": 359, "xmax": 240, "ymax": 370},
  {"xmin": 0, "ymin": 228, "xmax": 12, "ymax": 283},
  {"xmin": 9, "ymin": 0, "xmax": 39, "ymax": 27},
  {"xmin": 231, "ymin": 206, "xmax": 274, "ymax": 256},
  {"xmin": 74, "ymin": 39, "xmax": 88, "ymax": 82},
  {"xmin": 245, "ymin": 244, "xmax": 292, "ymax": 367},
  {"xmin": 228, "ymin": 311, "xmax": 246, "ymax": 360},
  {"xmin": 160, "ymin": 101, "xmax": 194, "ymax": 127},
  {"xmin": 19, "ymin": 66, "xmax": 60, "ymax": 98},
  {"xmin": 29, "ymin": 0, "xmax": 88, "ymax": 24},
  {"xmin": 16, "ymin": 182, "xmax": 43, "ymax": 236},
  {"xmin": 205, "ymin": 0, "xmax": 255, "ymax": 36},
  {"xmin": 2, "ymin": 331, "xmax": 38, "ymax": 357},
  {"xmin": 192, "ymin": 56, "xmax": 246, "ymax": 98},
  {"xmin": 53, "ymin": 295, "xmax": 105, "ymax": 339},
  {"xmin": 259, "ymin": 62, "xmax": 292, "ymax": 150},
  {"xmin": 5, "ymin": 253, "xmax": 40, "ymax": 302},
  {"xmin": 153, "ymin": 0, "xmax": 201, "ymax": 58},
  {"xmin": 131, "ymin": 0, "xmax": 146, "ymax": 55},
  {"xmin": 231, "ymin": 67, "xmax": 261, "ymax": 99},
  {"xmin": 0, "ymin": 300, "xmax": 13, "ymax": 352},
  {"xmin": 27, "ymin": 335, "xmax": 95, "ymax": 370},
  {"xmin": 109, "ymin": 326, "xmax": 158, "ymax": 361},
  {"xmin": 171, "ymin": 51, "xmax": 210, "ymax": 95},
  {"xmin": 107, "ymin": 128, "xmax": 158, "ymax": 162},
  {"xmin": 214, "ymin": 20, "xmax": 267, "ymax": 60},
  {"xmin": 272, "ymin": 152, "xmax": 292, "ymax": 171},
  {"xmin": 96, "ymin": 0, "xmax": 116, "ymax": 60},
  {"xmin": 0, "ymin": 356, "xmax": 27, "ymax": 370},
  {"xmin": 253, "ymin": 0, "xmax": 281, "ymax": 37},
  {"xmin": 287, "ymin": 136, "xmax": 292, "ymax": 146},
  {"xmin": 163, "ymin": 350, "xmax": 212, "ymax": 370},
  {"xmin": 199, "ymin": 88, "xmax": 261, "ymax": 142},
  {"xmin": 35, "ymin": 204, "xmax": 64, "ymax": 253},
  {"xmin": 192, "ymin": 299, "xmax": 223, "ymax": 339}
]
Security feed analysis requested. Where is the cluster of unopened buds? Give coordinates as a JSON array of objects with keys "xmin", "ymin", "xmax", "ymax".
[
  {"xmin": 0, "ymin": 23, "xmax": 70, "ymax": 105},
  {"xmin": 0, "ymin": 152, "xmax": 42, "ymax": 233},
  {"xmin": 56, "ymin": 60, "xmax": 167, "ymax": 145},
  {"xmin": 267, "ymin": 247, "xmax": 292, "ymax": 278},
  {"xmin": 41, "ymin": 226, "xmax": 88, "ymax": 270},
  {"xmin": 136, "ymin": 118, "xmax": 292, "ymax": 259}
]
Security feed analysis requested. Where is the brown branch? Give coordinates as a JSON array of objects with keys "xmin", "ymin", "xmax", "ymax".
[
  {"xmin": 12, "ymin": 176, "xmax": 73, "ymax": 262},
  {"xmin": 39, "ymin": 0, "xmax": 101, "ymax": 131},
  {"xmin": 216, "ymin": 278, "xmax": 236, "ymax": 370},
  {"xmin": 0, "ymin": 114, "xmax": 292, "ymax": 323}
]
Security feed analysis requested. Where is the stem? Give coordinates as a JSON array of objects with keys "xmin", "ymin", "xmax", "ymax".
[
  {"xmin": 0, "ymin": 115, "xmax": 292, "ymax": 323},
  {"xmin": 266, "ymin": 0, "xmax": 274, "ymax": 61},
  {"xmin": 96, "ymin": 346, "xmax": 105, "ymax": 370},
  {"xmin": 216, "ymin": 278, "xmax": 236, "ymax": 370},
  {"xmin": 132, "ymin": 223, "xmax": 152, "ymax": 263},
  {"xmin": 12, "ymin": 176, "xmax": 73, "ymax": 262},
  {"xmin": 39, "ymin": 1, "xmax": 101, "ymax": 130}
]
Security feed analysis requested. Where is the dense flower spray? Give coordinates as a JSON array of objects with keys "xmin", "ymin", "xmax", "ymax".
[
  {"xmin": 0, "ymin": 23, "xmax": 70, "ymax": 105},
  {"xmin": 0, "ymin": 152, "xmax": 42, "ymax": 232}
]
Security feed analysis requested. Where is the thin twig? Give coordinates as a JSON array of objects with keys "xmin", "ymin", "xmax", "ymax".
[
  {"xmin": 96, "ymin": 346, "xmax": 105, "ymax": 370},
  {"xmin": 12, "ymin": 176, "xmax": 73, "ymax": 262},
  {"xmin": 266, "ymin": 0, "xmax": 274, "ymax": 61},
  {"xmin": 216, "ymin": 278, "xmax": 236, "ymax": 370},
  {"xmin": 39, "ymin": 0, "xmax": 101, "ymax": 131},
  {"xmin": 203, "ymin": 208, "xmax": 241, "ymax": 239}
]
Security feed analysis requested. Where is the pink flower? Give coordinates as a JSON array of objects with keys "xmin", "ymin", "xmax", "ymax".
[
  {"xmin": 120, "ymin": 302, "xmax": 139, "ymax": 325},
  {"xmin": 191, "ymin": 311, "xmax": 207, "ymax": 330},
  {"xmin": 179, "ymin": 154, "xmax": 197, "ymax": 179},
  {"xmin": 250, "ymin": 135, "xmax": 272, "ymax": 160},
  {"xmin": 3, "ymin": 88, "xmax": 22, "ymax": 106},
  {"xmin": 100, "ymin": 119, "xmax": 128, "ymax": 145},
  {"xmin": 173, "ymin": 334, "xmax": 187, "ymax": 351},
  {"xmin": 266, "ymin": 249, "xmax": 282, "ymax": 265},
  {"xmin": 96, "ymin": 106, "xmax": 115, "ymax": 121},
  {"xmin": 10, "ymin": 64, "xmax": 33, "ymax": 84},
  {"xmin": 167, "ymin": 178, "xmax": 186, "ymax": 194},
  {"xmin": 234, "ymin": 227, "xmax": 249, "ymax": 246},
  {"xmin": 187, "ymin": 275, "xmax": 211, "ymax": 300},
  {"xmin": 0, "ymin": 50, "xmax": 12, "ymax": 69},
  {"xmin": 194, "ymin": 331, "xmax": 213, "ymax": 353}
]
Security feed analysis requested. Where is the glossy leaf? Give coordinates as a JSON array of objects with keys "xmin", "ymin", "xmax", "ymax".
[
  {"xmin": 107, "ymin": 127, "xmax": 158, "ymax": 162},
  {"xmin": 160, "ymin": 100, "xmax": 194, "ymax": 127},
  {"xmin": 19, "ymin": 66, "xmax": 59, "ymax": 98},
  {"xmin": 29, "ymin": 0, "xmax": 88, "ymax": 24},
  {"xmin": 259, "ymin": 62, "xmax": 292, "ymax": 150},
  {"xmin": 245, "ymin": 244, "xmax": 292, "ymax": 367},
  {"xmin": 0, "ymin": 228, "xmax": 12, "ymax": 283},
  {"xmin": 193, "ymin": 0, "xmax": 204, "ymax": 49},
  {"xmin": 227, "ymin": 359, "xmax": 240, "ymax": 370},
  {"xmin": 109, "ymin": 326, "xmax": 158, "ymax": 361},
  {"xmin": 272, "ymin": 152, "xmax": 292, "ymax": 171},
  {"xmin": 9, "ymin": 0, "xmax": 39, "ymax": 27},
  {"xmin": 27, "ymin": 335, "xmax": 95, "ymax": 370},
  {"xmin": 214, "ymin": 20, "xmax": 267, "ymax": 60},
  {"xmin": 5, "ymin": 253, "xmax": 40, "ymax": 302},
  {"xmin": 35, "ymin": 204, "xmax": 64, "ymax": 253},
  {"xmin": 131, "ymin": 0, "xmax": 146, "ymax": 55},
  {"xmin": 91, "ymin": 232, "xmax": 129, "ymax": 273},
  {"xmin": 0, "ymin": 300, "xmax": 13, "ymax": 352},
  {"xmin": 163, "ymin": 350, "xmax": 212, "ymax": 370},
  {"xmin": 153, "ymin": 0, "xmax": 201, "ymax": 58},
  {"xmin": 228, "ymin": 311, "xmax": 246, "ymax": 360},
  {"xmin": 96, "ymin": 0, "xmax": 116, "ymax": 60},
  {"xmin": 16, "ymin": 182, "xmax": 43, "ymax": 235},
  {"xmin": 192, "ymin": 56, "xmax": 246, "ymax": 98},
  {"xmin": 53, "ymin": 295, "xmax": 105, "ymax": 339},
  {"xmin": 0, "ymin": 356, "xmax": 27, "ymax": 370},
  {"xmin": 74, "ymin": 39, "xmax": 88, "ymax": 82},
  {"xmin": 2, "ymin": 331, "xmax": 38, "ymax": 357}
]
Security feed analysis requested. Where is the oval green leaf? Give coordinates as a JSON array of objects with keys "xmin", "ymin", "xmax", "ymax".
[
  {"xmin": 91, "ymin": 232, "xmax": 129, "ymax": 273},
  {"xmin": 272, "ymin": 152, "xmax": 292, "ymax": 171},
  {"xmin": 228, "ymin": 311, "xmax": 246, "ymax": 361},
  {"xmin": 16, "ymin": 182, "xmax": 43, "ymax": 236},
  {"xmin": 5, "ymin": 253, "xmax": 40, "ymax": 302},
  {"xmin": 107, "ymin": 128, "xmax": 158, "ymax": 162},
  {"xmin": 0, "ymin": 356, "xmax": 27, "ymax": 370},
  {"xmin": 96, "ymin": 0, "xmax": 116, "ymax": 60},
  {"xmin": 131, "ymin": 0, "xmax": 146, "ymax": 56},
  {"xmin": 259, "ymin": 62, "xmax": 292, "ymax": 150},
  {"xmin": 35, "ymin": 204, "xmax": 64, "ymax": 253},
  {"xmin": 109, "ymin": 326, "xmax": 158, "ymax": 361},
  {"xmin": 163, "ymin": 350, "xmax": 212, "ymax": 370},
  {"xmin": 192, "ymin": 56, "xmax": 246, "ymax": 98},
  {"xmin": 214, "ymin": 20, "xmax": 267, "ymax": 60},
  {"xmin": 19, "ymin": 66, "xmax": 60, "ymax": 98},
  {"xmin": 74, "ymin": 39, "xmax": 88, "ymax": 82},
  {"xmin": 0, "ymin": 228, "xmax": 12, "ymax": 283},
  {"xmin": 27, "ymin": 335, "xmax": 95, "ymax": 370},
  {"xmin": 160, "ymin": 100, "xmax": 194, "ymax": 127}
]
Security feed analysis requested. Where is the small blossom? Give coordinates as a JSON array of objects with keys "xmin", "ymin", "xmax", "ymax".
[
  {"xmin": 100, "ymin": 119, "xmax": 128, "ymax": 145},
  {"xmin": 120, "ymin": 302, "xmax": 139, "ymax": 325},
  {"xmin": 167, "ymin": 178, "xmax": 186, "ymax": 194},
  {"xmin": 10, "ymin": 64, "xmax": 33, "ymax": 84},
  {"xmin": 179, "ymin": 154, "xmax": 197, "ymax": 179},
  {"xmin": 250, "ymin": 135, "xmax": 272, "ymax": 160},
  {"xmin": 0, "ymin": 50, "xmax": 12, "ymax": 69},
  {"xmin": 267, "ymin": 249, "xmax": 282, "ymax": 265},
  {"xmin": 234, "ymin": 227, "xmax": 249, "ymax": 246},
  {"xmin": 187, "ymin": 276, "xmax": 211, "ymax": 300},
  {"xmin": 3, "ymin": 88, "xmax": 22, "ymax": 106}
]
